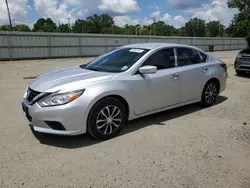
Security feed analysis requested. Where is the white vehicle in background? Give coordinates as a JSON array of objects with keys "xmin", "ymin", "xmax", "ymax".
[{"xmin": 22, "ymin": 43, "xmax": 228, "ymax": 140}]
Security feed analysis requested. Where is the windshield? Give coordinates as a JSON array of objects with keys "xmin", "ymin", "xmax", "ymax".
[{"xmin": 80, "ymin": 48, "xmax": 149, "ymax": 73}]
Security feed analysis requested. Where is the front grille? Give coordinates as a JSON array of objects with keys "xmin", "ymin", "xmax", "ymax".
[
  {"xmin": 240, "ymin": 66, "xmax": 250, "ymax": 70},
  {"xmin": 239, "ymin": 56, "xmax": 250, "ymax": 62},
  {"xmin": 27, "ymin": 88, "xmax": 41, "ymax": 102}
]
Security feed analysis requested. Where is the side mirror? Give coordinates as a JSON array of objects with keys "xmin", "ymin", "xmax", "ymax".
[{"xmin": 139, "ymin": 65, "xmax": 157, "ymax": 74}]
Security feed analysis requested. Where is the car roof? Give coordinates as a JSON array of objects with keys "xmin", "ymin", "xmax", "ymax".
[{"xmin": 121, "ymin": 43, "xmax": 202, "ymax": 51}]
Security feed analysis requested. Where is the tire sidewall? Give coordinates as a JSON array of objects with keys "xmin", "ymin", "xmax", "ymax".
[{"xmin": 87, "ymin": 98, "xmax": 127, "ymax": 140}]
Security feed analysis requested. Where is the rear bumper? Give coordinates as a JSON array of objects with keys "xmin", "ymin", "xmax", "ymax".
[{"xmin": 219, "ymin": 72, "xmax": 227, "ymax": 94}]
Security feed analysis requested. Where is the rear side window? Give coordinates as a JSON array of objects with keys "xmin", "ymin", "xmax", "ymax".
[
  {"xmin": 177, "ymin": 48, "xmax": 204, "ymax": 66},
  {"xmin": 142, "ymin": 48, "xmax": 175, "ymax": 70}
]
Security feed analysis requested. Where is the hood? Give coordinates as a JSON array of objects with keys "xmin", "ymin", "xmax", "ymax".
[
  {"xmin": 240, "ymin": 48, "xmax": 250, "ymax": 54},
  {"xmin": 29, "ymin": 66, "xmax": 114, "ymax": 92}
]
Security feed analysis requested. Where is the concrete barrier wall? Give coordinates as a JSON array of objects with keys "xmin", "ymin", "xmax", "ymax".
[{"xmin": 0, "ymin": 31, "xmax": 247, "ymax": 60}]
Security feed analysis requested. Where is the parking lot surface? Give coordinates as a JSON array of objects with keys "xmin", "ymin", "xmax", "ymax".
[{"xmin": 0, "ymin": 50, "xmax": 250, "ymax": 188}]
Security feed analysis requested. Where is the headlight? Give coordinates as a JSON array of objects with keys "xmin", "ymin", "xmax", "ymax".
[
  {"xmin": 23, "ymin": 86, "xmax": 28, "ymax": 98},
  {"xmin": 38, "ymin": 89, "xmax": 84, "ymax": 107},
  {"xmin": 237, "ymin": 53, "xmax": 242, "ymax": 58}
]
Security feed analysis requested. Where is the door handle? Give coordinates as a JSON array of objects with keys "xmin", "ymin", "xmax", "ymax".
[
  {"xmin": 172, "ymin": 74, "xmax": 179, "ymax": 80},
  {"xmin": 202, "ymin": 67, "xmax": 208, "ymax": 72}
]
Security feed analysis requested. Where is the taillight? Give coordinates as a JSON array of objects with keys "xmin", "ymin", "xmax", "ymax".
[{"xmin": 220, "ymin": 63, "xmax": 227, "ymax": 72}]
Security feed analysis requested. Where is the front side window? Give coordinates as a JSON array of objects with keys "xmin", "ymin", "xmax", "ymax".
[
  {"xmin": 177, "ymin": 48, "xmax": 204, "ymax": 66},
  {"xmin": 142, "ymin": 48, "xmax": 175, "ymax": 70},
  {"xmin": 81, "ymin": 48, "xmax": 149, "ymax": 73}
]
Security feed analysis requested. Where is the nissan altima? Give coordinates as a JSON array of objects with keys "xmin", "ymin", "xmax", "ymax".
[{"xmin": 22, "ymin": 43, "xmax": 228, "ymax": 140}]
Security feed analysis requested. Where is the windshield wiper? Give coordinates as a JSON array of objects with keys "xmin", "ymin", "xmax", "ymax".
[{"xmin": 85, "ymin": 67, "xmax": 101, "ymax": 72}]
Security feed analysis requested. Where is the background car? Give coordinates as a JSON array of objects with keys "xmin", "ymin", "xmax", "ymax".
[
  {"xmin": 234, "ymin": 36, "xmax": 250, "ymax": 75},
  {"xmin": 22, "ymin": 43, "xmax": 228, "ymax": 140},
  {"xmin": 234, "ymin": 49, "xmax": 250, "ymax": 75}
]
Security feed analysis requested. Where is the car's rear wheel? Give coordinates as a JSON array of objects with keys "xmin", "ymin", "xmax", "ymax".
[
  {"xmin": 87, "ymin": 97, "xmax": 127, "ymax": 140},
  {"xmin": 201, "ymin": 80, "xmax": 219, "ymax": 107}
]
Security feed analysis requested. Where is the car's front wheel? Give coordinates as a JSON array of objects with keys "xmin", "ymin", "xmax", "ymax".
[
  {"xmin": 87, "ymin": 97, "xmax": 127, "ymax": 140},
  {"xmin": 201, "ymin": 80, "xmax": 219, "ymax": 107}
]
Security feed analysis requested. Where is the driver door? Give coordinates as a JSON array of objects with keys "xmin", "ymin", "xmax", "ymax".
[{"xmin": 132, "ymin": 48, "xmax": 181, "ymax": 115}]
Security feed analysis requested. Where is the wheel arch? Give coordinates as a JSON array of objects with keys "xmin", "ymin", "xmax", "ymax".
[
  {"xmin": 206, "ymin": 78, "xmax": 220, "ymax": 94},
  {"xmin": 102, "ymin": 95, "xmax": 130, "ymax": 117},
  {"xmin": 86, "ymin": 92, "xmax": 131, "ymax": 121}
]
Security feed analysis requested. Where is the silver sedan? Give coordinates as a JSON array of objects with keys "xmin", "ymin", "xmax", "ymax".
[{"xmin": 22, "ymin": 43, "xmax": 228, "ymax": 140}]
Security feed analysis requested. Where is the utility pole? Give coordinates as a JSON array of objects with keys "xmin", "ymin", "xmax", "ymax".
[
  {"xmin": 149, "ymin": 29, "xmax": 152, "ymax": 41},
  {"xmin": 193, "ymin": 32, "xmax": 196, "ymax": 45},
  {"xmin": 218, "ymin": 19, "xmax": 223, "ymax": 37},
  {"xmin": 67, "ymin": 18, "xmax": 70, "ymax": 32},
  {"xmin": 152, "ymin": 17, "xmax": 156, "ymax": 36},
  {"xmin": 5, "ymin": 0, "xmax": 12, "ymax": 30},
  {"xmin": 219, "ymin": 25, "xmax": 221, "ymax": 37}
]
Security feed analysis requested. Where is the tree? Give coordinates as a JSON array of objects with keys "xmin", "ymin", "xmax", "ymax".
[
  {"xmin": 206, "ymin": 21, "xmax": 225, "ymax": 37},
  {"xmin": 184, "ymin": 18, "xmax": 206, "ymax": 37},
  {"xmin": 86, "ymin": 14, "xmax": 114, "ymax": 33},
  {"xmin": 72, "ymin": 19, "xmax": 92, "ymax": 33},
  {"xmin": 33, "ymin": 18, "xmax": 46, "ymax": 31},
  {"xmin": 4, "ymin": 12, "xmax": 247, "ymax": 36},
  {"xmin": 15, "ymin": 24, "xmax": 30, "ymax": 32},
  {"xmin": 102, "ymin": 26, "xmax": 123, "ymax": 34},
  {"xmin": 154, "ymin": 21, "xmax": 166, "ymax": 36},
  {"xmin": 56, "ymin": 24, "xmax": 70, "ymax": 32},
  {"xmin": 228, "ymin": 0, "xmax": 250, "ymax": 15},
  {"xmin": 72, "ymin": 14, "xmax": 114, "ymax": 33},
  {"xmin": 177, "ymin": 27, "xmax": 186, "ymax": 36},
  {"xmin": 227, "ymin": 17, "xmax": 250, "ymax": 37},
  {"xmin": 33, "ymin": 18, "xmax": 57, "ymax": 32},
  {"xmin": 123, "ymin": 24, "xmax": 137, "ymax": 35},
  {"xmin": 0, "ymin": 25, "xmax": 12, "ymax": 31},
  {"xmin": 0, "ymin": 24, "xmax": 30, "ymax": 32},
  {"xmin": 227, "ymin": 0, "xmax": 250, "ymax": 37}
]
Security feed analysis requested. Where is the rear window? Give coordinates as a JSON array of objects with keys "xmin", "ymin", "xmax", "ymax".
[
  {"xmin": 199, "ymin": 52, "xmax": 208, "ymax": 62},
  {"xmin": 176, "ymin": 48, "xmax": 208, "ymax": 66}
]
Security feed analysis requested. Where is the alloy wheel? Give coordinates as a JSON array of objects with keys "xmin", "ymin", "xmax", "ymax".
[
  {"xmin": 205, "ymin": 83, "xmax": 217, "ymax": 104},
  {"xmin": 96, "ymin": 105, "xmax": 122, "ymax": 135}
]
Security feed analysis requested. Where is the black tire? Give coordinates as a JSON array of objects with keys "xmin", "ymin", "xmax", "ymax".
[
  {"xmin": 87, "ymin": 97, "xmax": 127, "ymax": 140},
  {"xmin": 200, "ymin": 80, "xmax": 219, "ymax": 107}
]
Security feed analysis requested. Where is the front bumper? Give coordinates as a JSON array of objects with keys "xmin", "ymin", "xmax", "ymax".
[
  {"xmin": 22, "ymin": 98, "xmax": 89, "ymax": 136},
  {"xmin": 235, "ymin": 58, "xmax": 250, "ymax": 72}
]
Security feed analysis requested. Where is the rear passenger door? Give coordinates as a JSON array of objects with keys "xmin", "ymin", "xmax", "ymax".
[{"xmin": 176, "ymin": 47, "xmax": 210, "ymax": 103}]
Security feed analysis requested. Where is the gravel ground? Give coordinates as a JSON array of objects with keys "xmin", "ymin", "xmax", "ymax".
[{"xmin": 0, "ymin": 50, "xmax": 250, "ymax": 188}]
